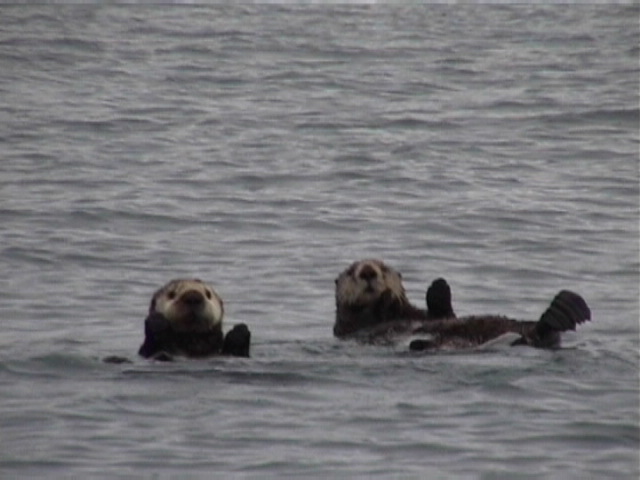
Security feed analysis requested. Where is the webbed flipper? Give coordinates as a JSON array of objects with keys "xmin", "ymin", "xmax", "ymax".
[{"xmin": 513, "ymin": 290, "xmax": 591, "ymax": 348}]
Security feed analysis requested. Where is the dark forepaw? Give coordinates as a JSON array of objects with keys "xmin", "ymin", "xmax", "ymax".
[
  {"xmin": 138, "ymin": 312, "xmax": 173, "ymax": 358},
  {"xmin": 426, "ymin": 278, "xmax": 455, "ymax": 320},
  {"xmin": 144, "ymin": 312, "xmax": 172, "ymax": 335},
  {"xmin": 222, "ymin": 323, "xmax": 251, "ymax": 358}
]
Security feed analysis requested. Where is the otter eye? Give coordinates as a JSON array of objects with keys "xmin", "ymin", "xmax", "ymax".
[
  {"xmin": 167, "ymin": 290, "xmax": 176, "ymax": 300},
  {"xmin": 205, "ymin": 290, "xmax": 212, "ymax": 300}
]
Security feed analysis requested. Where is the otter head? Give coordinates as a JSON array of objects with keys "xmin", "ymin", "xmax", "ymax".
[
  {"xmin": 335, "ymin": 259, "xmax": 408, "ymax": 309},
  {"xmin": 149, "ymin": 278, "xmax": 223, "ymax": 333},
  {"xmin": 333, "ymin": 259, "xmax": 429, "ymax": 339}
]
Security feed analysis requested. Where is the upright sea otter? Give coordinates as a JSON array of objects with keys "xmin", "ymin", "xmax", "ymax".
[
  {"xmin": 333, "ymin": 259, "xmax": 591, "ymax": 349},
  {"xmin": 138, "ymin": 278, "xmax": 251, "ymax": 360},
  {"xmin": 333, "ymin": 259, "xmax": 451, "ymax": 339}
]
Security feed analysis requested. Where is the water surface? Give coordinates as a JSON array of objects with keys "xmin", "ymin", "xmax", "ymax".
[{"xmin": 1, "ymin": 5, "xmax": 638, "ymax": 479}]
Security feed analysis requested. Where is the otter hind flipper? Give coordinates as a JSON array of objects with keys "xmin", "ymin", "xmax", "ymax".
[
  {"xmin": 222, "ymin": 323, "xmax": 251, "ymax": 358},
  {"xmin": 514, "ymin": 290, "xmax": 591, "ymax": 349},
  {"xmin": 538, "ymin": 290, "xmax": 591, "ymax": 332}
]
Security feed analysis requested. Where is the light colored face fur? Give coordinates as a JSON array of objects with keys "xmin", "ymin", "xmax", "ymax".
[
  {"xmin": 335, "ymin": 259, "xmax": 407, "ymax": 308},
  {"xmin": 150, "ymin": 279, "xmax": 223, "ymax": 333}
]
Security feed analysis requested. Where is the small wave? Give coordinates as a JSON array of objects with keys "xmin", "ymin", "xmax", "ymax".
[{"xmin": 538, "ymin": 107, "xmax": 639, "ymax": 126}]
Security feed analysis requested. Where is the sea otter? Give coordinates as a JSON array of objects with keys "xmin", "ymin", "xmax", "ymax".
[
  {"xmin": 333, "ymin": 259, "xmax": 590, "ymax": 350},
  {"xmin": 333, "ymin": 259, "xmax": 452, "ymax": 340},
  {"xmin": 138, "ymin": 278, "xmax": 251, "ymax": 360}
]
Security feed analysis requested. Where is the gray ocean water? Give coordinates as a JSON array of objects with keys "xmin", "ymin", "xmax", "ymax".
[{"xmin": 0, "ymin": 4, "xmax": 638, "ymax": 479}]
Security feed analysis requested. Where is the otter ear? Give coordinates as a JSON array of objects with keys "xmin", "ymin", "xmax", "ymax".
[{"xmin": 335, "ymin": 278, "xmax": 339, "ymax": 285}]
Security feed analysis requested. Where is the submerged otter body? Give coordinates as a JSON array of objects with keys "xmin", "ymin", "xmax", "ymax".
[
  {"xmin": 138, "ymin": 279, "xmax": 251, "ymax": 360},
  {"xmin": 334, "ymin": 259, "xmax": 591, "ymax": 350},
  {"xmin": 333, "ymin": 259, "xmax": 451, "ymax": 341}
]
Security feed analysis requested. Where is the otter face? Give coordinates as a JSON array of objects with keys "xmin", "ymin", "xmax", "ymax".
[
  {"xmin": 149, "ymin": 279, "xmax": 223, "ymax": 333},
  {"xmin": 335, "ymin": 259, "xmax": 407, "ymax": 308}
]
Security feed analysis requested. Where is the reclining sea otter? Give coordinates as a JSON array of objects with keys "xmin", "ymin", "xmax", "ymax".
[
  {"xmin": 333, "ymin": 259, "xmax": 591, "ymax": 350},
  {"xmin": 138, "ymin": 278, "xmax": 251, "ymax": 360}
]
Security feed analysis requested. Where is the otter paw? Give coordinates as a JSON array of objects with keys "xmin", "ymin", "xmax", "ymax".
[
  {"xmin": 144, "ymin": 312, "xmax": 172, "ymax": 335},
  {"xmin": 222, "ymin": 323, "xmax": 251, "ymax": 358}
]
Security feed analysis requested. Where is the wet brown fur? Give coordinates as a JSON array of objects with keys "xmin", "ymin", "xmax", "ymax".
[{"xmin": 334, "ymin": 260, "xmax": 591, "ymax": 350}]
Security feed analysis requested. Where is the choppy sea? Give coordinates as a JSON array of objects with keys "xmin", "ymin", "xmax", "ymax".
[{"xmin": 1, "ymin": 5, "xmax": 638, "ymax": 479}]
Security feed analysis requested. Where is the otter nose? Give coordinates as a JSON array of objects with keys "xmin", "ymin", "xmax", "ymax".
[
  {"xmin": 358, "ymin": 265, "xmax": 378, "ymax": 282},
  {"xmin": 180, "ymin": 290, "xmax": 205, "ymax": 307}
]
